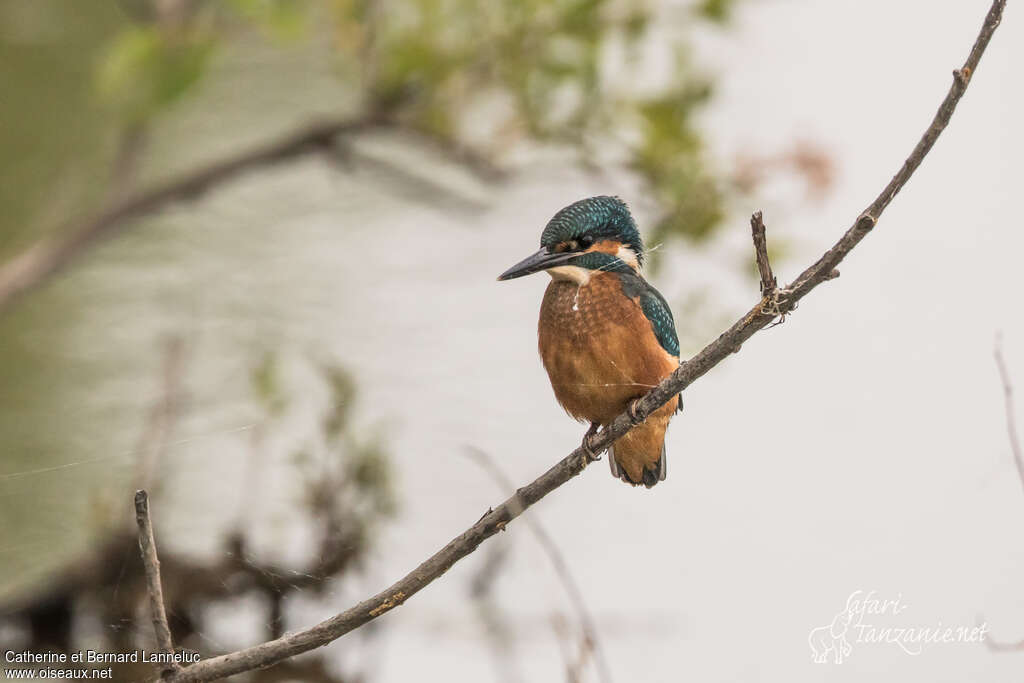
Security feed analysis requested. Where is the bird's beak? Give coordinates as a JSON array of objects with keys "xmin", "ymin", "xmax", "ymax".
[{"xmin": 497, "ymin": 248, "xmax": 577, "ymax": 281}]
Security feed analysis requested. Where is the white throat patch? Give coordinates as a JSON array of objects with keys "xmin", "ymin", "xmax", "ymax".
[
  {"xmin": 617, "ymin": 245, "xmax": 640, "ymax": 270},
  {"xmin": 546, "ymin": 265, "xmax": 591, "ymax": 285}
]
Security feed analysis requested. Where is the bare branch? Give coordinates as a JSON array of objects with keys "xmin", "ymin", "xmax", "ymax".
[
  {"xmin": 994, "ymin": 335, "xmax": 1024, "ymax": 493},
  {"xmin": 0, "ymin": 110, "xmax": 507, "ymax": 316},
  {"xmin": 134, "ymin": 489, "xmax": 180, "ymax": 677},
  {"xmin": 0, "ymin": 117, "xmax": 383, "ymax": 313},
  {"xmin": 465, "ymin": 447, "xmax": 613, "ymax": 683},
  {"xmin": 157, "ymin": 2, "xmax": 1007, "ymax": 680}
]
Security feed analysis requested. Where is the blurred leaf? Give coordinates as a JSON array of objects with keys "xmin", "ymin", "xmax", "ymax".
[
  {"xmin": 95, "ymin": 26, "xmax": 214, "ymax": 122},
  {"xmin": 323, "ymin": 364, "xmax": 357, "ymax": 440},
  {"xmin": 251, "ymin": 355, "xmax": 396, "ymax": 540},
  {"xmin": 696, "ymin": 0, "xmax": 736, "ymax": 24},
  {"xmin": 348, "ymin": 437, "xmax": 395, "ymax": 516},
  {"xmin": 251, "ymin": 352, "xmax": 287, "ymax": 416},
  {"xmin": 622, "ymin": 7, "xmax": 649, "ymax": 41},
  {"xmin": 344, "ymin": 0, "xmax": 731, "ymax": 262},
  {"xmin": 225, "ymin": 0, "xmax": 309, "ymax": 39},
  {"xmin": 291, "ymin": 448, "xmax": 312, "ymax": 466},
  {"xmin": 630, "ymin": 79, "xmax": 724, "ymax": 255}
]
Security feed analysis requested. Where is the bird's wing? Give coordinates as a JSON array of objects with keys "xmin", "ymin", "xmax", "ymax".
[
  {"xmin": 619, "ymin": 271, "xmax": 683, "ymax": 413},
  {"xmin": 619, "ymin": 272, "xmax": 680, "ymax": 358}
]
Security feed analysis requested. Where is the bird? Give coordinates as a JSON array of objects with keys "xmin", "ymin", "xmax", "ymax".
[{"xmin": 498, "ymin": 195, "xmax": 682, "ymax": 488}]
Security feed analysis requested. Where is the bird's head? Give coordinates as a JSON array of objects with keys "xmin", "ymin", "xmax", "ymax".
[{"xmin": 497, "ymin": 196, "xmax": 644, "ymax": 284}]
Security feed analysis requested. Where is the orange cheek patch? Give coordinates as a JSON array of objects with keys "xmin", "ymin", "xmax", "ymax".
[{"xmin": 587, "ymin": 240, "xmax": 622, "ymax": 255}]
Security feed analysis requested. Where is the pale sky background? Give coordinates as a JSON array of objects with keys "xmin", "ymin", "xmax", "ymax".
[{"xmin": 3, "ymin": 0, "xmax": 1022, "ymax": 681}]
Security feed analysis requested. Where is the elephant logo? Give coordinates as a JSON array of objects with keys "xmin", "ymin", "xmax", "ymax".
[{"xmin": 808, "ymin": 593, "xmax": 859, "ymax": 664}]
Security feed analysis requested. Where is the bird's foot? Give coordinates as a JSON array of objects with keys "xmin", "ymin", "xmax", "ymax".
[
  {"xmin": 627, "ymin": 398, "xmax": 645, "ymax": 425},
  {"xmin": 582, "ymin": 422, "xmax": 602, "ymax": 462}
]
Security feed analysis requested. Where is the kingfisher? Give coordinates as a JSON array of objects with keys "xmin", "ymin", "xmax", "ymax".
[{"xmin": 498, "ymin": 196, "xmax": 681, "ymax": 488}]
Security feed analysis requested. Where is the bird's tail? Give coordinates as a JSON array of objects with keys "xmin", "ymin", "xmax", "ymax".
[
  {"xmin": 609, "ymin": 442, "xmax": 666, "ymax": 488},
  {"xmin": 608, "ymin": 414, "xmax": 670, "ymax": 488}
]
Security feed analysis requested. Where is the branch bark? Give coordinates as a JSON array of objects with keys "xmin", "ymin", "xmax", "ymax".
[
  {"xmin": 750, "ymin": 211, "xmax": 776, "ymax": 297},
  {"xmin": 156, "ymin": 1, "xmax": 1006, "ymax": 679},
  {"xmin": 135, "ymin": 489, "xmax": 180, "ymax": 677}
]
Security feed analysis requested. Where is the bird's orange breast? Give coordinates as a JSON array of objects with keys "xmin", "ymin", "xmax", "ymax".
[{"xmin": 538, "ymin": 273, "xmax": 678, "ymax": 425}]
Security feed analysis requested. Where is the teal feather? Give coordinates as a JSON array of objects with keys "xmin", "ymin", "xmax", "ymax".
[
  {"xmin": 618, "ymin": 271, "xmax": 679, "ymax": 358},
  {"xmin": 540, "ymin": 196, "xmax": 644, "ymax": 265}
]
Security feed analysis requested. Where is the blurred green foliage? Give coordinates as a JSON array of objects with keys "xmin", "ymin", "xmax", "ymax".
[
  {"xmin": 0, "ymin": 0, "xmax": 739, "ymax": 265},
  {"xmin": 96, "ymin": 26, "xmax": 215, "ymax": 123},
  {"xmin": 308, "ymin": 362, "xmax": 396, "ymax": 523},
  {"xmin": 695, "ymin": 0, "xmax": 735, "ymax": 23},
  {"xmin": 327, "ymin": 0, "xmax": 736, "ymax": 250},
  {"xmin": 255, "ymin": 355, "xmax": 396, "ymax": 540},
  {"xmin": 0, "ymin": 3, "xmax": 122, "ymax": 258},
  {"xmin": 633, "ymin": 77, "xmax": 722, "ymax": 245},
  {"xmin": 251, "ymin": 351, "xmax": 288, "ymax": 417},
  {"xmin": 0, "ymin": 0, "xmax": 735, "ymax": 592}
]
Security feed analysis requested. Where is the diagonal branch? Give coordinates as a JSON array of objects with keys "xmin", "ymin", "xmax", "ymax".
[
  {"xmin": 0, "ymin": 117, "xmax": 383, "ymax": 313},
  {"xmin": 158, "ymin": 1, "xmax": 1007, "ymax": 680}
]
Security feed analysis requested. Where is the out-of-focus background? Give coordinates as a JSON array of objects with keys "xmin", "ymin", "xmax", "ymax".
[{"xmin": 0, "ymin": 0, "xmax": 1021, "ymax": 680}]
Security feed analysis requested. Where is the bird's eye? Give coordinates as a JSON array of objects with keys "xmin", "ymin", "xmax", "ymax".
[{"xmin": 579, "ymin": 235, "xmax": 594, "ymax": 248}]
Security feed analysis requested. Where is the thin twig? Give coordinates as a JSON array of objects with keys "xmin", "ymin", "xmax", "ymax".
[
  {"xmin": 750, "ymin": 211, "xmax": 776, "ymax": 297},
  {"xmin": 994, "ymin": 335, "xmax": 1024, "ymax": 493},
  {"xmin": 135, "ymin": 489, "xmax": 180, "ymax": 676},
  {"xmin": 108, "ymin": 124, "xmax": 148, "ymax": 203},
  {"xmin": 980, "ymin": 336, "xmax": 1024, "ymax": 652},
  {"xmin": 985, "ymin": 603, "xmax": 1023, "ymax": 655},
  {"xmin": 550, "ymin": 612, "xmax": 588, "ymax": 683},
  {"xmin": 465, "ymin": 447, "xmax": 613, "ymax": 683},
  {"xmin": 469, "ymin": 544, "xmax": 523, "ymax": 683},
  {"xmin": 986, "ymin": 637, "xmax": 1024, "ymax": 653},
  {"xmin": 750, "ymin": 211, "xmax": 789, "ymax": 324},
  {"xmin": 157, "ymin": 2, "xmax": 1006, "ymax": 680},
  {"xmin": 344, "ymin": 147, "xmax": 489, "ymax": 212},
  {"xmin": 134, "ymin": 336, "xmax": 187, "ymax": 494}
]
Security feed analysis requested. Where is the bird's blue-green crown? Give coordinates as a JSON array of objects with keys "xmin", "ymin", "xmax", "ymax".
[{"xmin": 540, "ymin": 196, "xmax": 644, "ymax": 265}]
